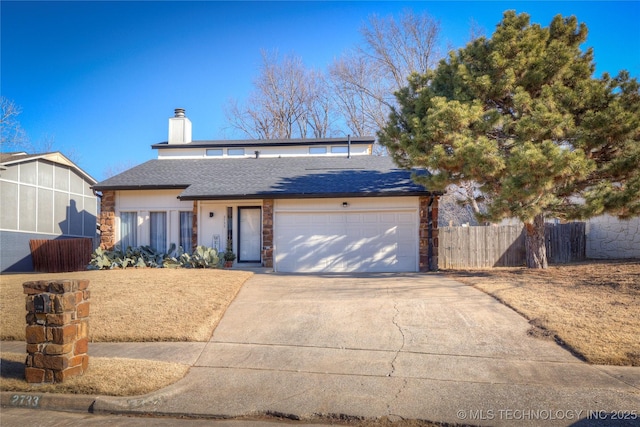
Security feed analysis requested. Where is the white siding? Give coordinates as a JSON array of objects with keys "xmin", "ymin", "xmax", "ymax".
[
  {"xmin": 158, "ymin": 144, "xmax": 371, "ymax": 159},
  {"xmin": 198, "ymin": 200, "xmax": 263, "ymax": 254}
]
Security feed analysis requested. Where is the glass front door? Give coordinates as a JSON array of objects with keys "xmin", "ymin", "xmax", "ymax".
[{"xmin": 238, "ymin": 207, "xmax": 261, "ymax": 262}]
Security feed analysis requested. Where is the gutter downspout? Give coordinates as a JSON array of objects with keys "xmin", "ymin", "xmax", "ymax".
[{"xmin": 347, "ymin": 135, "xmax": 351, "ymax": 159}]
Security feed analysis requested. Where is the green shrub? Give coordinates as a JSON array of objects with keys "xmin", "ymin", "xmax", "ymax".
[{"xmin": 88, "ymin": 244, "xmax": 220, "ymax": 270}]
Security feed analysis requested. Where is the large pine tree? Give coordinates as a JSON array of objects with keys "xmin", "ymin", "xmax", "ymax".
[{"xmin": 379, "ymin": 11, "xmax": 640, "ymax": 268}]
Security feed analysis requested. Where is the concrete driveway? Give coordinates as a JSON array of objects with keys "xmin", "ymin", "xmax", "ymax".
[{"xmin": 95, "ymin": 272, "xmax": 640, "ymax": 426}]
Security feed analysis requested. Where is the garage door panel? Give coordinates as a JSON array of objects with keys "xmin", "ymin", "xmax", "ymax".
[
  {"xmin": 275, "ymin": 209, "xmax": 418, "ymax": 273},
  {"xmin": 328, "ymin": 214, "xmax": 344, "ymax": 224},
  {"xmin": 346, "ymin": 214, "xmax": 362, "ymax": 224},
  {"xmin": 362, "ymin": 213, "xmax": 378, "ymax": 223},
  {"xmin": 398, "ymin": 227, "xmax": 415, "ymax": 240},
  {"xmin": 397, "ymin": 213, "xmax": 414, "ymax": 223},
  {"xmin": 311, "ymin": 214, "xmax": 328, "ymax": 224},
  {"xmin": 380, "ymin": 213, "xmax": 396, "ymax": 222}
]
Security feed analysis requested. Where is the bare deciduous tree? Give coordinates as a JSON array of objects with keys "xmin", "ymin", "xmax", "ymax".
[
  {"xmin": 224, "ymin": 9, "xmax": 442, "ymax": 142},
  {"xmin": 225, "ymin": 50, "xmax": 337, "ymax": 139},
  {"xmin": 303, "ymin": 69, "xmax": 338, "ymax": 138},
  {"xmin": 438, "ymin": 193, "xmax": 479, "ymax": 226},
  {"xmin": 0, "ymin": 96, "xmax": 84, "ymax": 166},
  {"xmin": 329, "ymin": 9, "xmax": 442, "ymax": 137},
  {"xmin": 1, "ymin": 96, "xmax": 28, "ymax": 151}
]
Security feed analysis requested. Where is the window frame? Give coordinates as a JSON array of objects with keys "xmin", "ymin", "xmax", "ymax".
[
  {"xmin": 309, "ymin": 146, "xmax": 327, "ymax": 154},
  {"xmin": 149, "ymin": 211, "xmax": 167, "ymax": 253},
  {"xmin": 119, "ymin": 211, "xmax": 138, "ymax": 249},
  {"xmin": 330, "ymin": 146, "xmax": 349, "ymax": 154},
  {"xmin": 228, "ymin": 148, "xmax": 245, "ymax": 156},
  {"xmin": 179, "ymin": 211, "xmax": 193, "ymax": 253}
]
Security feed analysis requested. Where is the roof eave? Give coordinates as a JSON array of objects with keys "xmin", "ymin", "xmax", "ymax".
[
  {"xmin": 152, "ymin": 137, "xmax": 375, "ymax": 150},
  {"xmin": 178, "ymin": 190, "xmax": 435, "ymax": 201},
  {"xmin": 92, "ymin": 184, "xmax": 189, "ymax": 192}
]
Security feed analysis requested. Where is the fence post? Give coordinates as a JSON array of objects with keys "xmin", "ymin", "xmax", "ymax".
[{"xmin": 23, "ymin": 279, "xmax": 90, "ymax": 383}]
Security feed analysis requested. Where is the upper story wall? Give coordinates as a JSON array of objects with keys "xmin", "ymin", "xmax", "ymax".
[
  {"xmin": 156, "ymin": 142, "xmax": 372, "ymax": 159},
  {"xmin": 0, "ymin": 159, "xmax": 97, "ymax": 237},
  {"xmin": 160, "ymin": 109, "xmax": 374, "ymax": 159}
]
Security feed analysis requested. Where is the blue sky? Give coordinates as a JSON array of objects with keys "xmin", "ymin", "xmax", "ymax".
[{"xmin": 2, "ymin": 1, "xmax": 639, "ymax": 181}]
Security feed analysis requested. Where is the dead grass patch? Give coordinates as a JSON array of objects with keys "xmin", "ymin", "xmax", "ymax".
[
  {"xmin": 0, "ymin": 351, "xmax": 188, "ymax": 396},
  {"xmin": 0, "ymin": 269, "xmax": 253, "ymax": 342},
  {"xmin": 445, "ymin": 260, "xmax": 640, "ymax": 366}
]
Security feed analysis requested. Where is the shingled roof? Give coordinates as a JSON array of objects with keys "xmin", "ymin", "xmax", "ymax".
[{"xmin": 93, "ymin": 156, "xmax": 432, "ymax": 200}]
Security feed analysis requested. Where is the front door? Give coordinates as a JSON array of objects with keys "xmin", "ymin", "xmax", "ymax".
[{"xmin": 238, "ymin": 207, "xmax": 261, "ymax": 262}]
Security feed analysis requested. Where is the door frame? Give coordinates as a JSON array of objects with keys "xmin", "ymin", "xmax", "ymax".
[{"xmin": 237, "ymin": 206, "xmax": 262, "ymax": 263}]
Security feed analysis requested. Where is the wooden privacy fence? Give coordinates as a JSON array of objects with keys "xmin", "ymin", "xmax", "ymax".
[
  {"xmin": 29, "ymin": 238, "xmax": 93, "ymax": 273},
  {"xmin": 545, "ymin": 222, "xmax": 586, "ymax": 263},
  {"xmin": 438, "ymin": 222, "xmax": 586, "ymax": 269}
]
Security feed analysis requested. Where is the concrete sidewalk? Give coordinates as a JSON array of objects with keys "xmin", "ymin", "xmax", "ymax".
[{"xmin": 2, "ymin": 272, "xmax": 639, "ymax": 426}]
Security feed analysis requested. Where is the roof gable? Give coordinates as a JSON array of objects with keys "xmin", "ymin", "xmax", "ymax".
[{"xmin": 0, "ymin": 151, "xmax": 97, "ymax": 184}]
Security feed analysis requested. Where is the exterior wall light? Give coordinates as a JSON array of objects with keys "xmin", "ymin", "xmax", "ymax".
[
  {"xmin": 342, "ymin": 202, "xmax": 349, "ymax": 208},
  {"xmin": 209, "ymin": 212, "xmax": 215, "ymax": 218}
]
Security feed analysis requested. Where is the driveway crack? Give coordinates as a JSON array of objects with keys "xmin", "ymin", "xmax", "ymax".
[
  {"xmin": 388, "ymin": 294, "xmax": 406, "ymax": 377},
  {"xmin": 386, "ymin": 288, "xmax": 408, "ymax": 417},
  {"xmin": 387, "ymin": 378, "xmax": 409, "ymax": 421}
]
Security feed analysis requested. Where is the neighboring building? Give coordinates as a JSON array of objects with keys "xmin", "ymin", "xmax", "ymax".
[
  {"xmin": 0, "ymin": 152, "xmax": 98, "ymax": 272},
  {"xmin": 92, "ymin": 109, "xmax": 441, "ymax": 273},
  {"xmin": 586, "ymin": 215, "xmax": 640, "ymax": 259}
]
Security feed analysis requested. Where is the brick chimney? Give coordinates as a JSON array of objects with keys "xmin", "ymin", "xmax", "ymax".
[{"xmin": 168, "ymin": 108, "xmax": 192, "ymax": 144}]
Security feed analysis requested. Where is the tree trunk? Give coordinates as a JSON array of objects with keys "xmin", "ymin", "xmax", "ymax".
[{"xmin": 524, "ymin": 213, "xmax": 548, "ymax": 269}]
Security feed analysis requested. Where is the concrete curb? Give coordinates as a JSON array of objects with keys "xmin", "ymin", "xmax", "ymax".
[{"xmin": 1, "ymin": 391, "xmax": 95, "ymax": 413}]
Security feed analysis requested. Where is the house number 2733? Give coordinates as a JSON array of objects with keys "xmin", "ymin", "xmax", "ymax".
[{"xmin": 10, "ymin": 394, "xmax": 40, "ymax": 407}]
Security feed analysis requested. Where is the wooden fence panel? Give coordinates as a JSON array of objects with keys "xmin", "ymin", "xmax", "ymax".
[
  {"xmin": 29, "ymin": 238, "xmax": 93, "ymax": 273},
  {"xmin": 439, "ymin": 223, "xmax": 585, "ymax": 269},
  {"xmin": 439, "ymin": 225, "xmax": 525, "ymax": 269},
  {"xmin": 545, "ymin": 222, "xmax": 586, "ymax": 264}
]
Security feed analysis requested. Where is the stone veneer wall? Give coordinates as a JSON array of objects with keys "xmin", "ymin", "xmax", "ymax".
[
  {"xmin": 262, "ymin": 199, "xmax": 274, "ymax": 268},
  {"xmin": 99, "ymin": 190, "xmax": 116, "ymax": 250},
  {"xmin": 192, "ymin": 201, "xmax": 198, "ymax": 252},
  {"xmin": 420, "ymin": 195, "xmax": 439, "ymax": 272},
  {"xmin": 586, "ymin": 215, "xmax": 640, "ymax": 259},
  {"xmin": 23, "ymin": 279, "xmax": 90, "ymax": 383}
]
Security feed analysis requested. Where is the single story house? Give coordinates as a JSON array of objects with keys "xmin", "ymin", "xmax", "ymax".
[
  {"xmin": 93, "ymin": 109, "xmax": 440, "ymax": 272},
  {"xmin": 0, "ymin": 152, "xmax": 98, "ymax": 272}
]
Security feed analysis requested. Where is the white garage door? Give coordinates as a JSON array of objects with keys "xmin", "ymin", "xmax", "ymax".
[{"xmin": 274, "ymin": 210, "xmax": 418, "ymax": 273}]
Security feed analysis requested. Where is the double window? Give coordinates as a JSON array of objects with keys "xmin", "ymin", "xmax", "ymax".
[{"xmin": 119, "ymin": 210, "xmax": 193, "ymax": 253}]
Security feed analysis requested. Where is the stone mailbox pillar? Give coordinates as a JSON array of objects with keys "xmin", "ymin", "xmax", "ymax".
[{"xmin": 23, "ymin": 279, "xmax": 90, "ymax": 383}]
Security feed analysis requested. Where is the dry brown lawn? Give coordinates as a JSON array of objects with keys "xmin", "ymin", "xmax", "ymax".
[
  {"xmin": 445, "ymin": 260, "xmax": 640, "ymax": 366},
  {"xmin": 1, "ymin": 268, "xmax": 253, "ymax": 341},
  {"xmin": 0, "ymin": 268, "xmax": 252, "ymax": 396},
  {"xmin": 0, "ymin": 352, "xmax": 189, "ymax": 396}
]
